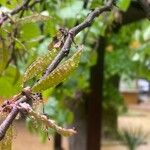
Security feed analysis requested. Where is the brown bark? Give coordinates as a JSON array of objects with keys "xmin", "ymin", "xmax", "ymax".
[
  {"xmin": 54, "ymin": 133, "xmax": 63, "ymax": 150},
  {"xmin": 69, "ymin": 116, "xmax": 87, "ymax": 150},
  {"xmin": 68, "ymin": 2, "xmax": 148, "ymax": 150},
  {"xmin": 87, "ymin": 37, "xmax": 105, "ymax": 150}
]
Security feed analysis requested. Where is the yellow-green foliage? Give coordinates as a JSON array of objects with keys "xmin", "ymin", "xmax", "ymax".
[
  {"xmin": 32, "ymin": 49, "xmax": 82, "ymax": 92},
  {"xmin": 23, "ymin": 48, "xmax": 59, "ymax": 84}
]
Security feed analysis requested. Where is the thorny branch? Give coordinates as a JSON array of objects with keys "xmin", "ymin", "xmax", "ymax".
[{"xmin": 0, "ymin": 0, "xmax": 113, "ymax": 140}]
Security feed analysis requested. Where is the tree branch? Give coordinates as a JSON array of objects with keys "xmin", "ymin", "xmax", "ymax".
[
  {"xmin": 0, "ymin": 96, "xmax": 27, "ymax": 140},
  {"xmin": 42, "ymin": 0, "xmax": 113, "ymax": 79},
  {"xmin": 0, "ymin": 0, "xmax": 41, "ymax": 26},
  {"xmin": 0, "ymin": 107, "xmax": 18, "ymax": 140},
  {"xmin": 19, "ymin": 103, "xmax": 77, "ymax": 137},
  {"xmin": 0, "ymin": 0, "xmax": 148, "ymax": 141},
  {"xmin": 0, "ymin": 0, "xmax": 113, "ymax": 140}
]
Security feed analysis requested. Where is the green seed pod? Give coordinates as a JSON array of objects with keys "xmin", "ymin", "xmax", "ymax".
[
  {"xmin": 23, "ymin": 48, "xmax": 59, "ymax": 84},
  {"xmin": 32, "ymin": 49, "xmax": 82, "ymax": 92}
]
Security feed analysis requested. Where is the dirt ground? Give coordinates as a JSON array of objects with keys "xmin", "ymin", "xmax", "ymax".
[
  {"xmin": 12, "ymin": 103, "xmax": 150, "ymax": 150},
  {"xmin": 102, "ymin": 103, "xmax": 150, "ymax": 150}
]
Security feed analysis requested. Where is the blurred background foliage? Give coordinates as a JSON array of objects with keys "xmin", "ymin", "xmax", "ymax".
[{"xmin": 0, "ymin": 0, "xmax": 149, "ymax": 146}]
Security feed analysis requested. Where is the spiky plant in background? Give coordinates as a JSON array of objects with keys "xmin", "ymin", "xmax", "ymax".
[{"xmin": 117, "ymin": 127, "xmax": 149, "ymax": 150}]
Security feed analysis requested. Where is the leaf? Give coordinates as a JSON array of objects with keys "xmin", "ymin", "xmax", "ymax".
[
  {"xmin": 117, "ymin": 0, "xmax": 131, "ymax": 11},
  {"xmin": 58, "ymin": 1, "xmax": 83, "ymax": 19},
  {"xmin": 0, "ymin": 65, "xmax": 22, "ymax": 98},
  {"xmin": 20, "ymin": 23, "xmax": 41, "ymax": 41},
  {"xmin": 23, "ymin": 48, "xmax": 59, "ymax": 84},
  {"xmin": 143, "ymin": 26, "xmax": 150, "ymax": 41},
  {"xmin": 0, "ymin": 0, "xmax": 20, "ymax": 9},
  {"xmin": 0, "ymin": 42, "xmax": 9, "ymax": 74},
  {"xmin": 32, "ymin": 48, "xmax": 83, "ymax": 92}
]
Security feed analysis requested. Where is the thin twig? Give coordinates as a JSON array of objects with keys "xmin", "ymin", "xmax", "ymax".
[
  {"xmin": 19, "ymin": 103, "xmax": 77, "ymax": 136},
  {"xmin": 0, "ymin": 0, "xmax": 41, "ymax": 26},
  {"xmin": 0, "ymin": 0, "xmax": 31, "ymax": 25}
]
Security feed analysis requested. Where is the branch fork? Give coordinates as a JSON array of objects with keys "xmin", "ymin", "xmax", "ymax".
[{"xmin": 0, "ymin": 0, "xmax": 113, "ymax": 141}]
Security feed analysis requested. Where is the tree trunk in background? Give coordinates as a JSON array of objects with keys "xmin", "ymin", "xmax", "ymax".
[
  {"xmin": 68, "ymin": 2, "xmax": 148, "ymax": 149},
  {"xmin": 69, "ymin": 115, "xmax": 87, "ymax": 150},
  {"xmin": 87, "ymin": 37, "xmax": 105, "ymax": 150},
  {"xmin": 54, "ymin": 133, "xmax": 63, "ymax": 150},
  {"xmin": 68, "ymin": 37, "xmax": 105, "ymax": 150}
]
